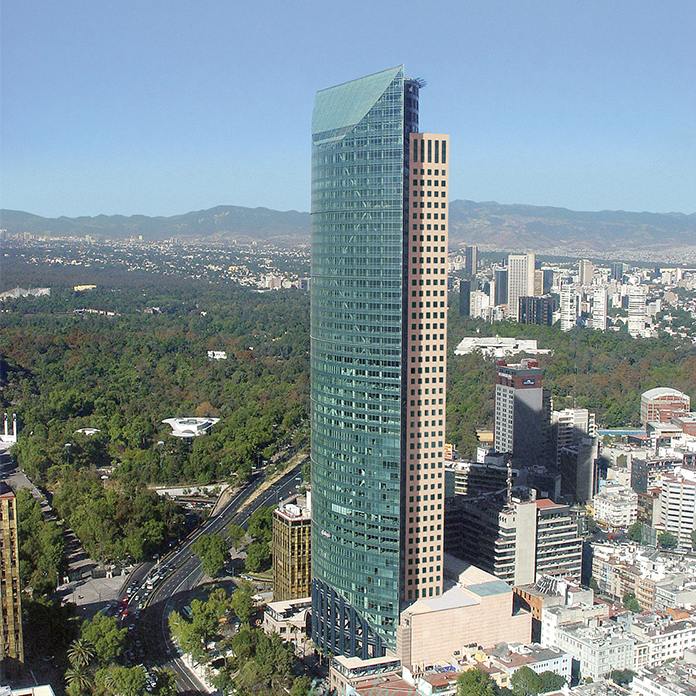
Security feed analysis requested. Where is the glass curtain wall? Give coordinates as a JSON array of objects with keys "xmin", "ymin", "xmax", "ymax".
[{"xmin": 310, "ymin": 66, "xmax": 407, "ymax": 656}]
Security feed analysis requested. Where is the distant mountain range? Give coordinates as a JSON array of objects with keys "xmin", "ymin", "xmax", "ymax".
[{"xmin": 3, "ymin": 201, "xmax": 695, "ymax": 261}]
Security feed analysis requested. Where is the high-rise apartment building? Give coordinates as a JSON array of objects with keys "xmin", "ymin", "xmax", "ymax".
[
  {"xmin": 310, "ymin": 66, "xmax": 448, "ymax": 657},
  {"xmin": 628, "ymin": 285, "xmax": 647, "ymax": 337},
  {"xmin": 560, "ymin": 284, "xmax": 580, "ymax": 331},
  {"xmin": 507, "ymin": 253, "xmax": 536, "ymax": 321},
  {"xmin": 552, "ymin": 408, "xmax": 597, "ymax": 463},
  {"xmin": 592, "ymin": 285, "xmax": 608, "ymax": 331},
  {"xmin": 0, "ymin": 485, "xmax": 23, "ymax": 672},
  {"xmin": 272, "ymin": 497, "xmax": 312, "ymax": 601},
  {"xmin": 654, "ymin": 473, "xmax": 696, "ymax": 550}
]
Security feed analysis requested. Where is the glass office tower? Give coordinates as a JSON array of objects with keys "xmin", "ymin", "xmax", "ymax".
[{"xmin": 311, "ymin": 66, "xmax": 448, "ymax": 658}]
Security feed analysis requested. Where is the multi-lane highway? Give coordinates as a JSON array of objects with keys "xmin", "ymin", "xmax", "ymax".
[{"xmin": 119, "ymin": 460, "xmax": 306, "ymax": 694}]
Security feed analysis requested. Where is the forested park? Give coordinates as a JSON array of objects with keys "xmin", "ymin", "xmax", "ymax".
[{"xmin": 2, "ymin": 267, "xmax": 695, "ymax": 588}]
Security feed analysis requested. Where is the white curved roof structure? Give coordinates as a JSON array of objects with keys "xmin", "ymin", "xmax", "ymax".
[{"xmin": 162, "ymin": 417, "xmax": 220, "ymax": 438}]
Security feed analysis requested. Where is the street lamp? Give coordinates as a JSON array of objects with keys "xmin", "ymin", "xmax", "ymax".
[{"xmin": 64, "ymin": 442, "xmax": 72, "ymax": 467}]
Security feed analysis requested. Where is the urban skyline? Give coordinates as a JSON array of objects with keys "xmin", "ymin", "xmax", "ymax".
[{"xmin": 2, "ymin": 1, "xmax": 695, "ymax": 218}]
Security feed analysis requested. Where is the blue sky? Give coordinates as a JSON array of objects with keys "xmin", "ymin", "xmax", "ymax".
[{"xmin": 2, "ymin": 0, "xmax": 695, "ymax": 217}]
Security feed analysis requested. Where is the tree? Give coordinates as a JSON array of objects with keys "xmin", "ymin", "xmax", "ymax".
[
  {"xmin": 96, "ymin": 665, "xmax": 147, "ymax": 696},
  {"xmin": 80, "ymin": 614, "xmax": 127, "ymax": 666},
  {"xmin": 150, "ymin": 668, "xmax": 178, "ymax": 696},
  {"xmin": 226, "ymin": 523, "xmax": 246, "ymax": 549},
  {"xmin": 538, "ymin": 671, "xmax": 565, "ymax": 692},
  {"xmin": 169, "ymin": 588, "xmax": 230, "ymax": 661},
  {"xmin": 627, "ymin": 521, "xmax": 643, "ymax": 542},
  {"xmin": 65, "ymin": 665, "xmax": 94, "ymax": 696},
  {"xmin": 247, "ymin": 506, "xmax": 273, "ymax": 542},
  {"xmin": 610, "ymin": 669, "xmax": 635, "ymax": 686},
  {"xmin": 623, "ymin": 592, "xmax": 641, "ymax": 613},
  {"xmin": 457, "ymin": 668, "xmax": 498, "ymax": 696},
  {"xmin": 68, "ymin": 637, "xmax": 95, "ymax": 670},
  {"xmin": 231, "ymin": 580, "xmax": 255, "ymax": 625},
  {"xmin": 16, "ymin": 488, "xmax": 65, "ymax": 595},
  {"xmin": 290, "ymin": 676, "xmax": 313, "ymax": 696},
  {"xmin": 658, "ymin": 531, "xmax": 678, "ymax": 549},
  {"xmin": 510, "ymin": 666, "xmax": 543, "ymax": 696},
  {"xmin": 244, "ymin": 540, "xmax": 271, "ymax": 573},
  {"xmin": 192, "ymin": 533, "xmax": 229, "ymax": 577},
  {"xmin": 692, "ymin": 528, "xmax": 696, "ymax": 552}
]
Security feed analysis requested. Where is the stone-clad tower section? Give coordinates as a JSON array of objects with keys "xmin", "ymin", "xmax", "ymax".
[
  {"xmin": 403, "ymin": 133, "xmax": 449, "ymax": 603},
  {"xmin": 310, "ymin": 66, "xmax": 447, "ymax": 659}
]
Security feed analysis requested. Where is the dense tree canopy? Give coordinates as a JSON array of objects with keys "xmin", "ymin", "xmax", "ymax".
[
  {"xmin": 456, "ymin": 668, "xmax": 499, "ymax": 696},
  {"xmin": 2, "ymin": 282, "xmax": 310, "ymax": 488},
  {"xmin": 51, "ymin": 467, "xmax": 185, "ymax": 564},
  {"xmin": 192, "ymin": 533, "xmax": 229, "ymax": 577},
  {"xmin": 16, "ymin": 488, "xmax": 65, "ymax": 595}
]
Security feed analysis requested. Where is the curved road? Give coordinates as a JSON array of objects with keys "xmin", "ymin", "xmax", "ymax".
[{"xmin": 121, "ymin": 461, "xmax": 306, "ymax": 694}]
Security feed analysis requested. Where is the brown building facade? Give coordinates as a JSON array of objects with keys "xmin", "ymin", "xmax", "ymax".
[
  {"xmin": 0, "ymin": 486, "xmax": 23, "ymax": 672},
  {"xmin": 272, "ymin": 499, "xmax": 311, "ymax": 601}
]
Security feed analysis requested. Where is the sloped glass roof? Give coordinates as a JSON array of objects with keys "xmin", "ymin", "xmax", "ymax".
[{"xmin": 312, "ymin": 65, "xmax": 403, "ymax": 144}]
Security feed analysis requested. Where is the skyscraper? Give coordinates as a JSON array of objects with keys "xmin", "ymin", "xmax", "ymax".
[
  {"xmin": 459, "ymin": 279, "xmax": 471, "ymax": 316},
  {"xmin": 464, "ymin": 245, "xmax": 477, "ymax": 276},
  {"xmin": 310, "ymin": 66, "xmax": 448, "ymax": 658},
  {"xmin": 507, "ymin": 253, "xmax": 536, "ymax": 321}
]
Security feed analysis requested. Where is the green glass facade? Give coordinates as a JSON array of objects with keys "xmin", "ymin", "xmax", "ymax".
[{"xmin": 310, "ymin": 66, "xmax": 418, "ymax": 656}]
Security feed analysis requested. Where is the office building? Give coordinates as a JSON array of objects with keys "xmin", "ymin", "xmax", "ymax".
[
  {"xmin": 552, "ymin": 408, "xmax": 596, "ymax": 463},
  {"xmin": 310, "ymin": 66, "xmax": 448, "ymax": 657},
  {"xmin": 640, "ymin": 388, "xmax": 691, "ymax": 426},
  {"xmin": 494, "ymin": 267, "xmax": 508, "ymax": 307},
  {"xmin": 444, "ymin": 459, "xmax": 514, "ymax": 498},
  {"xmin": 272, "ymin": 497, "xmax": 312, "ymax": 601},
  {"xmin": 507, "ymin": 254, "xmax": 535, "ymax": 321},
  {"xmin": 396, "ymin": 557, "xmax": 531, "ymax": 666},
  {"xmin": 518, "ymin": 295, "xmax": 553, "ymax": 326},
  {"xmin": 494, "ymin": 359, "xmax": 550, "ymax": 469},
  {"xmin": 464, "ymin": 245, "xmax": 477, "ymax": 277},
  {"xmin": 446, "ymin": 493, "xmax": 583, "ymax": 586},
  {"xmin": 559, "ymin": 437, "xmax": 599, "ymax": 503},
  {"xmin": 470, "ymin": 289, "xmax": 490, "ymax": 319},
  {"xmin": 458, "ymin": 280, "xmax": 470, "ymax": 316},
  {"xmin": 611, "ymin": 262, "xmax": 627, "ymax": 281},
  {"xmin": 0, "ymin": 485, "xmax": 23, "ymax": 672},
  {"xmin": 578, "ymin": 259, "xmax": 594, "ymax": 286}
]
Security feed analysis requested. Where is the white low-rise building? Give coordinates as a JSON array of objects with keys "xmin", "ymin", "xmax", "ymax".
[
  {"xmin": 628, "ymin": 612, "xmax": 696, "ymax": 666},
  {"xmin": 593, "ymin": 482, "xmax": 638, "ymax": 529},
  {"xmin": 553, "ymin": 622, "xmax": 649, "ymax": 681},
  {"xmin": 487, "ymin": 643, "xmax": 572, "ymax": 684}
]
